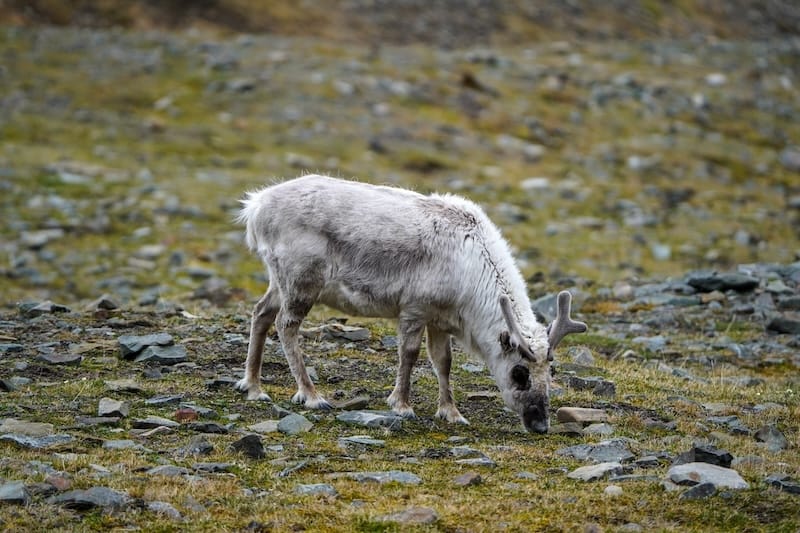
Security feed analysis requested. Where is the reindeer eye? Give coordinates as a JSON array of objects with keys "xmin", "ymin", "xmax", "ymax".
[{"xmin": 510, "ymin": 365, "xmax": 530, "ymax": 390}]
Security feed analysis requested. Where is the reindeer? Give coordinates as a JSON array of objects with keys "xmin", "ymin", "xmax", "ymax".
[{"xmin": 235, "ymin": 175, "xmax": 586, "ymax": 433}]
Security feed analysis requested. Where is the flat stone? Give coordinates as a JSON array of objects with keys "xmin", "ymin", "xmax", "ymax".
[
  {"xmin": 132, "ymin": 416, "xmax": 179, "ymax": 429},
  {"xmin": 76, "ymin": 416, "xmax": 121, "ymax": 427},
  {"xmin": 193, "ymin": 462, "xmax": 235, "ymax": 473},
  {"xmin": 766, "ymin": 314, "xmax": 800, "ymax": 335},
  {"xmin": 145, "ymin": 394, "xmax": 184, "ymax": 406},
  {"xmin": 146, "ymin": 465, "xmax": 192, "ymax": 477},
  {"xmin": 548, "ymin": 423, "xmax": 584, "ymax": 436},
  {"xmin": 0, "ymin": 418, "xmax": 54, "ymax": 436},
  {"xmin": 98, "ymin": 398, "xmax": 129, "ymax": 418},
  {"xmin": 686, "ymin": 271, "xmax": 759, "ymax": 293},
  {"xmin": 277, "ymin": 413, "xmax": 313, "ymax": 435},
  {"xmin": 230, "ymin": 434, "xmax": 265, "ymax": 459},
  {"xmin": 102, "ymin": 440, "xmax": 151, "ymax": 452},
  {"xmin": 104, "ymin": 379, "xmax": 144, "ymax": 393},
  {"xmin": 248, "ymin": 420, "xmax": 280, "ymax": 434},
  {"xmin": 339, "ymin": 471, "xmax": 422, "ymax": 485},
  {"xmin": 556, "ymin": 407, "xmax": 608, "ymax": 424},
  {"xmin": 37, "ymin": 352, "xmax": 82, "ymax": 366},
  {"xmin": 0, "ymin": 481, "xmax": 29, "ymax": 505},
  {"xmin": 148, "ymin": 501, "xmax": 182, "ymax": 520},
  {"xmin": 48, "ymin": 486, "xmax": 131, "ymax": 511},
  {"xmin": 456, "ymin": 456, "xmax": 496, "ymax": 467},
  {"xmin": 567, "ymin": 376, "xmax": 616, "ymax": 397},
  {"xmin": 754, "ymin": 424, "xmax": 789, "ymax": 451},
  {"xmin": 567, "ymin": 462, "xmax": 624, "ymax": 482},
  {"xmin": 118, "ymin": 333, "xmax": 174, "ymax": 358},
  {"xmin": 338, "ymin": 435, "xmax": 386, "ymax": 449},
  {"xmin": 335, "ymin": 395, "xmax": 371, "ymax": 410},
  {"xmin": 0, "ymin": 343, "xmax": 24, "ymax": 354},
  {"xmin": 379, "ymin": 506, "xmax": 438, "ymax": 525},
  {"xmin": 583, "ymin": 423, "xmax": 614, "ymax": 436},
  {"xmin": 667, "ymin": 462, "xmax": 749, "ymax": 489},
  {"xmin": 680, "ymin": 482, "xmax": 717, "ymax": 500},
  {"xmin": 454, "ymin": 472, "xmax": 482, "ymax": 486},
  {"xmin": 134, "ymin": 344, "xmax": 188, "ymax": 365},
  {"xmin": 175, "ymin": 435, "xmax": 214, "ymax": 457},
  {"xmin": 336, "ymin": 410, "xmax": 403, "ymax": 429},
  {"xmin": 22, "ymin": 300, "xmax": 71, "ymax": 317},
  {"xmin": 691, "ymin": 445, "xmax": 733, "ymax": 468},
  {"xmin": 0, "ymin": 433, "xmax": 73, "ymax": 449},
  {"xmin": 185, "ymin": 422, "xmax": 229, "ymax": 434},
  {"xmin": 766, "ymin": 474, "xmax": 800, "ymax": 495},
  {"xmin": 295, "ymin": 483, "xmax": 337, "ymax": 496},
  {"xmin": 557, "ymin": 439, "xmax": 634, "ymax": 464}
]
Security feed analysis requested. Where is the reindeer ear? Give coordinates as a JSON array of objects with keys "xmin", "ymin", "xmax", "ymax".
[{"xmin": 499, "ymin": 331, "xmax": 512, "ymax": 351}]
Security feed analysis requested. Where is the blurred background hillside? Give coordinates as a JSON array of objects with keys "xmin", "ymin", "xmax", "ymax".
[
  {"xmin": 1, "ymin": 1, "xmax": 799, "ymax": 306},
  {"xmin": 2, "ymin": 0, "xmax": 800, "ymax": 44}
]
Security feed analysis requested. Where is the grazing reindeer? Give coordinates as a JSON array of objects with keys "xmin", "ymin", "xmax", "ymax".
[{"xmin": 236, "ymin": 175, "xmax": 586, "ymax": 433}]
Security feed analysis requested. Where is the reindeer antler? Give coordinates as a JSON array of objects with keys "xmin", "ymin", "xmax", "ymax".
[{"xmin": 546, "ymin": 291, "xmax": 587, "ymax": 360}]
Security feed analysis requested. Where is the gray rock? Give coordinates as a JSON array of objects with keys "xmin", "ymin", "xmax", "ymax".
[
  {"xmin": 0, "ymin": 343, "xmax": 24, "ymax": 354},
  {"xmin": 779, "ymin": 146, "xmax": 800, "ymax": 172},
  {"xmin": 455, "ymin": 456, "xmax": 496, "ymax": 467},
  {"xmin": 98, "ymin": 398, "xmax": 129, "ymax": 418},
  {"xmin": 379, "ymin": 506, "xmax": 438, "ymax": 525},
  {"xmin": 185, "ymin": 422, "xmax": 229, "ymax": 434},
  {"xmin": 548, "ymin": 423, "xmax": 584, "ymax": 436},
  {"xmin": 0, "ymin": 481, "xmax": 29, "ymax": 505},
  {"xmin": 118, "ymin": 333, "xmax": 174, "ymax": 358},
  {"xmin": 105, "ymin": 379, "xmax": 144, "ymax": 393},
  {"xmin": 295, "ymin": 483, "xmax": 337, "ymax": 496},
  {"xmin": 631, "ymin": 335, "xmax": 667, "ymax": 352},
  {"xmin": 754, "ymin": 424, "xmax": 789, "ymax": 451},
  {"xmin": 176, "ymin": 435, "xmax": 214, "ymax": 457},
  {"xmin": 667, "ymin": 462, "xmax": 749, "ymax": 489},
  {"xmin": 557, "ymin": 439, "xmax": 634, "ymax": 464},
  {"xmin": 76, "ymin": 416, "xmax": 121, "ymax": 427},
  {"xmin": 193, "ymin": 462, "xmax": 235, "ymax": 473},
  {"xmin": 132, "ymin": 416, "xmax": 179, "ymax": 429},
  {"xmin": 230, "ymin": 434, "xmax": 265, "ymax": 459},
  {"xmin": 338, "ymin": 435, "xmax": 386, "ymax": 449},
  {"xmin": 583, "ymin": 423, "xmax": 614, "ymax": 436},
  {"xmin": 37, "ymin": 352, "xmax": 82, "ymax": 366},
  {"xmin": 556, "ymin": 407, "xmax": 608, "ymax": 424},
  {"xmin": 48, "ymin": 486, "xmax": 131, "ymax": 511},
  {"xmin": 567, "ymin": 375, "xmax": 616, "ymax": 397},
  {"xmin": 680, "ymin": 482, "xmax": 716, "ymax": 500},
  {"xmin": 21, "ymin": 300, "xmax": 71, "ymax": 317},
  {"xmin": 248, "ymin": 420, "xmax": 280, "ymax": 434},
  {"xmin": 336, "ymin": 410, "xmax": 403, "ymax": 429},
  {"xmin": 340, "ymin": 471, "xmax": 421, "ymax": 485},
  {"xmin": 335, "ymin": 395, "xmax": 371, "ymax": 410},
  {"xmin": 147, "ymin": 500, "xmax": 182, "ymax": 520},
  {"xmin": 766, "ymin": 314, "xmax": 800, "ymax": 335},
  {"xmin": 567, "ymin": 346, "xmax": 595, "ymax": 366},
  {"xmin": 146, "ymin": 465, "xmax": 192, "ymax": 477},
  {"xmin": 454, "ymin": 472, "xmax": 482, "ymax": 486},
  {"xmin": 686, "ymin": 271, "xmax": 759, "ymax": 293},
  {"xmin": 706, "ymin": 415, "xmax": 750, "ymax": 435},
  {"xmin": 0, "ymin": 433, "xmax": 73, "ymax": 449},
  {"xmin": 567, "ymin": 462, "xmax": 624, "ymax": 481},
  {"xmin": 691, "ymin": 445, "xmax": 733, "ymax": 468},
  {"xmin": 766, "ymin": 473, "xmax": 800, "ymax": 495},
  {"xmin": 134, "ymin": 344, "xmax": 188, "ymax": 364},
  {"xmin": 145, "ymin": 394, "xmax": 184, "ymax": 406},
  {"xmin": 102, "ymin": 440, "xmax": 151, "ymax": 452},
  {"xmin": 0, "ymin": 418, "xmax": 54, "ymax": 436},
  {"xmin": 277, "ymin": 413, "xmax": 313, "ymax": 435}
]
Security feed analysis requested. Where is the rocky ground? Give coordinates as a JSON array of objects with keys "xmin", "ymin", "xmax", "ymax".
[{"xmin": 0, "ymin": 22, "xmax": 799, "ymax": 532}]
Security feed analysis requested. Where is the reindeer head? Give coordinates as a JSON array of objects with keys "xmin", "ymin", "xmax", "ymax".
[{"xmin": 497, "ymin": 291, "xmax": 587, "ymax": 433}]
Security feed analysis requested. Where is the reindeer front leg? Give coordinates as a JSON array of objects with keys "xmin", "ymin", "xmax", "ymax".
[
  {"xmin": 426, "ymin": 325, "xmax": 469, "ymax": 424},
  {"xmin": 387, "ymin": 317, "xmax": 424, "ymax": 418}
]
